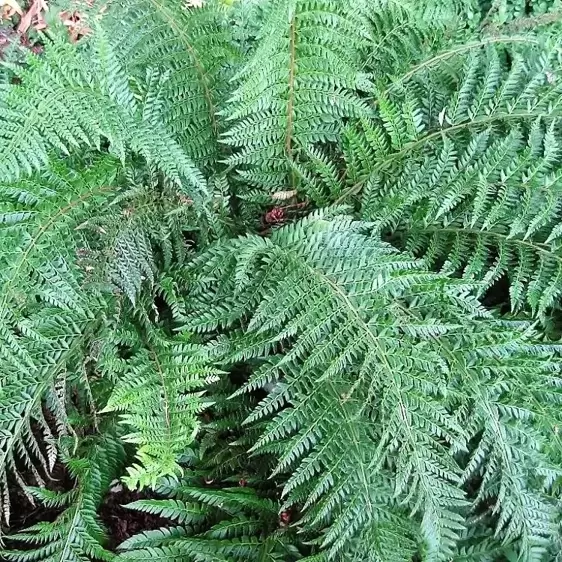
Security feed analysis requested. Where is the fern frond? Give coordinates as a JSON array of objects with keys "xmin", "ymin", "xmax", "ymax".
[
  {"xmin": 101, "ymin": 329, "xmax": 221, "ymax": 489},
  {"xmin": 117, "ymin": 477, "xmax": 300, "ymax": 562},
  {"xmin": 0, "ymin": 151, "xmax": 205, "ymax": 515},
  {"xmin": 96, "ymin": 0, "xmax": 235, "ymax": 170},
  {"xmin": 359, "ymin": 0, "xmax": 463, "ymax": 82},
  {"xmin": 184, "ymin": 211, "xmax": 562, "ymax": 560},
  {"xmin": 2, "ymin": 435, "xmax": 125, "ymax": 562},
  {"xmin": 0, "ymin": 157, "xmax": 122, "ymax": 522},
  {"xmin": 223, "ymin": 0, "xmax": 372, "ymax": 192},
  {"xmin": 301, "ymin": 37, "xmax": 562, "ymax": 317},
  {"xmin": 0, "ymin": 33, "xmax": 206, "ymax": 196}
]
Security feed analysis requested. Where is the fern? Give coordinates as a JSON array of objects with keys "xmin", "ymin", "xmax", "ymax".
[
  {"xmin": 0, "ymin": 157, "xmax": 122, "ymax": 521},
  {"xmin": 94, "ymin": 0, "xmax": 235, "ymax": 171},
  {"xmin": 2, "ymin": 435, "xmax": 125, "ymax": 562},
  {"xmin": 296, "ymin": 35, "xmax": 562, "ymax": 318},
  {"xmin": 0, "ymin": 1, "xmax": 227, "ymax": 510},
  {"xmin": 360, "ymin": 0, "xmax": 464, "ymax": 82},
  {"xmin": 0, "ymin": 33, "xmax": 206, "ymax": 194},
  {"xmin": 185, "ymin": 211, "xmax": 562, "ymax": 560},
  {"xmin": 365, "ymin": 38, "xmax": 562, "ymax": 318},
  {"xmin": 0, "ymin": 156, "xmax": 211, "ymax": 515},
  {"xmin": 482, "ymin": 0, "xmax": 562, "ymax": 27},
  {"xmin": 116, "ymin": 476, "xmax": 301, "ymax": 562},
  {"xmin": 223, "ymin": 0, "xmax": 372, "ymax": 192},
  {"xmin": 2, "ymin": 1, "xmax": 562, "ymax": 561},
  {"xmin": 197, "ymin": 378, "xmax": 273, "ymax": 481},
  {"xmin": 101, "ymin": 328, "xmax": 221, "ymax": 489}
]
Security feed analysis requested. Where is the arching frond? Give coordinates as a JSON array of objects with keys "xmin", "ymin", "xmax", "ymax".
[
  {"xmin": 101, "ymin": 329, "xmax": 221, "ymax": 489},
  {"xmin": 223, "ymin": 0, "xmax": 372, "ymax": 192},
  {"xmin": 0, "ymin": 157, "xmax": 122, "ymax": 522},
  {"xmin": 116, "ymin": 476, "xmax": 300, "ymax": 562},
  {"xmin": 185, "ymin": 211, "xmax": 562, "ymax": 560},
  {"xmin": 0, "ymin": 34, "xmax": 206, "ymax": 195},
  {"xmin": 97, "ymin": 0, "xmax": 236, "ymax": 170},
  {"xmin": 299, "ymin": 37, "xmax": 562, "ymax": 318}
]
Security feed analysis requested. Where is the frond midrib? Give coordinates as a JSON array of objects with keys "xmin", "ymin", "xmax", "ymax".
[{"xmin": 145, "ymin": 0, "xmax": 218, "ymax": 135}]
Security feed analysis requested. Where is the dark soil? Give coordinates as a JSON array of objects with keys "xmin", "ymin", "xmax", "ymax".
[
  {"xmin": 99, "ymin": 487, "xmax": 171, "ymax": 550},
  {"xmin": 4, "ymin": 465, "xmax": 170, "ymax": 551},
  {"xmin": 3, "ymin": 459, "xmax": 71, "ymax": 530},
  {"xmin": 481, "ymin": 274, "xmax": 511, "ymax": 312},
  {"xmin": 4, "ymin": 483, "xmax": 57, "ymax": 533}
]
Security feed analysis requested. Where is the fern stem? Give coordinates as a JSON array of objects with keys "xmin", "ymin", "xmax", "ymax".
[
  {"xmin": 148, "ymin": 343, "xmax": 172, "ymax": 437},
  {"xmin": 336, "ymin": 111, "xmax": 562, "ymax": 204},
  {"xmin": 420, "ymin": 226, "xmax": 562, "ymax": 266},
  {"xmin": 285, "ymin": 14, "xmax": 297, "ymax": 160},
  {"xmin": 385, "ymin": 35, "xmax": 540, "ymax": 95}
]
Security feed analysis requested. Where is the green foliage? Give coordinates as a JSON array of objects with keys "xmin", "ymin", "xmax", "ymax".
[
  {"xmin": 482, "ymin": 0, "xmax": 562, "ymax": 27},
  {"xmin": 223, "ymin": 0, "xmax": 372, "ymax": 192},
  {"xmin": 101, "ymin": 328, "xmax": 221, "ymax": 489},
  {"xmin": 0, "ymin": 156, "xmax": 122, "ymax": 522},
  {"xmin": 302, "ymin": 35, "xmax": 562, "ymax": 318},
  {"xmin": 362, "ymin": 40, "xmax": 562, "ymax": 318},
  {"xmin": 2, "ymin": 1, "xmax": 562, "ymax": 561},
  {"xmin": 186, "ymin": 211, "xmax": 562, "ymax": 560},
  {"xmin": 0, "ymin": 35, "xmax": 205, "ymax": 192},
  {"xmin": 2, "ymin": 435, "xmax": 125, "ymax": 562},
  {"xmin": 196, "ymin": 378, "xmax": 274, "ymax": 481},
  {"xmin": 0, "ymin": 147, "xmax": 211, "ymax": 520},
  {"xmin": 95, "ymin": 0, "xmax": 236, "ymax": 170},
  {"xmin": 117, "ymin": 476, "xmax": 301, "ymax": 562}
]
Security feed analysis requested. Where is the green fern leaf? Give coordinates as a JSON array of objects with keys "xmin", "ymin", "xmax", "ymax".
[
  {"xmin": 2, "ymin": 435, "xmax": 125, "ymax": 562},
  {"xmin": 185, "ymin": 211, "xmax": 562, "ymax": 560},
  {"xmin": 223, "ymin": 0, "xmax": 372, "ymax": 192}
]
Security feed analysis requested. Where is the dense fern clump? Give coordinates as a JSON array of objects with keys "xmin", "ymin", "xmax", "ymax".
[
  {"xmin": 187, "ymin": 211, "xmax": 562, "ymax": 560},
  {"xmin": 4, "ymin": 435, "xmax": 125, "ymax": 562},
  {"xmin": 1, "ymin": 0, "xmax": 562, "ymax": 561}
]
